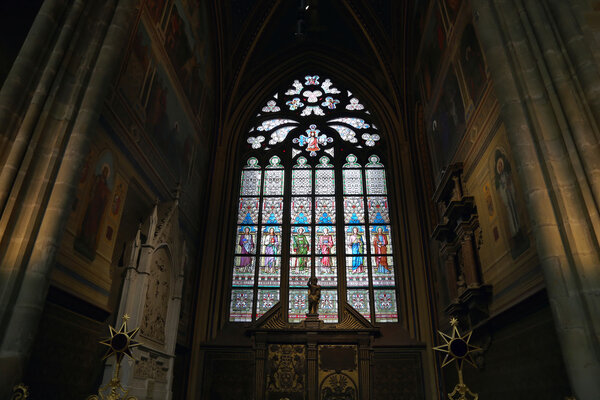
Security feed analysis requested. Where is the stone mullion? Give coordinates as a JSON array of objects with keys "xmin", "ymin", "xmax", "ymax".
[
  {"xmin": 472, "ymin": 0, "xmax": 600, "ymax": 397},
  {"xmin": 0, "ymin": 0, "xmax": 139, "ymax": 394}
]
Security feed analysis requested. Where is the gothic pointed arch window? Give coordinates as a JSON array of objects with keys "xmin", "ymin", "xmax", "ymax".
[{"xmin": 230, "ymin": 75, "xmax": 398, "ymax": 324}]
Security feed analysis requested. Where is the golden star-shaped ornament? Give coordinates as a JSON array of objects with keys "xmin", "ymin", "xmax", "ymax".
[
  {"xmin": 433, "ymin": 319, "xmax": 481, "ymax": 370},
  {"xmin": 100, "ymin": 315, "xmax": 140, "ymax": 363}
]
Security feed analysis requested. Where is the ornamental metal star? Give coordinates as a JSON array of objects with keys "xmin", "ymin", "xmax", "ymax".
[
  {"xmin": 100, "ymin": 314, "xmax": 140, "ymax": 363},
  {"xmin": 433, "ymin": 317, "xmax": 481, "ymax": 370}
]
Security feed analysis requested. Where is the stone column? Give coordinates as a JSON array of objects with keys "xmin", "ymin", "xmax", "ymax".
[
  {"xmin": 0, "ymin": 0, "xmax": 70, "ymax": 162},
  {"xmin": 0, "ymin": 0, "xmax": 86, "ymax": 212},
  {"xmin": 0, "ymin": 0, "xmax": 138, "ymax": 394},
  {"xmin": 471, "ymin": 0, "xmax": 600, "ymax": 397}
]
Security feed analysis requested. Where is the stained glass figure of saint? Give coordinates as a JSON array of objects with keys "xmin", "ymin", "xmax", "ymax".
[
  {"xmin": 372, "ymin": 226, "xmax": 390, "ymax": 273},
  {"xmin": 318, "ymin": 227, "xmax": 334, "ymax": 272},
  {"xmin": 263, "ymin": 227, "xmax": 280, "ymax": 273},
  {"xmin": 348, "ymin": 226, "xmax": 365, "ymax": 273},
  {"xmin": 238, "ymin": 227, "xmax": 255, "ymax": 271},
  {"xmin": 292, "ymin": 227, "xmax": 310, "ymax": 271}
]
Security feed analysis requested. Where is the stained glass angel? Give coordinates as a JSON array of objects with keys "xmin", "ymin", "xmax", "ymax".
[{"xmin": 293, "ymin": 124, "xmax": 333, "ymax": 156}]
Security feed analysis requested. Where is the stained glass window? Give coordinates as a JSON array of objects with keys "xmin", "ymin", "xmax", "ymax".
[{"xmin": 230, "ymin": 75, "xmax": 398, "ymax": 324}]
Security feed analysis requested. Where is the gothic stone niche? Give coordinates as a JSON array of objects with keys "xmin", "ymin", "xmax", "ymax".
[
  {"xmin": 266, "ymin": 344, "xmax": 306, "ymax": 400},
  {"xmin": 319, "ymin": 345, "xmax": 358, "ymax": 400},
  {"xmin": 140, "ymin": 247, "xmax": 171, "ymax": 344}
]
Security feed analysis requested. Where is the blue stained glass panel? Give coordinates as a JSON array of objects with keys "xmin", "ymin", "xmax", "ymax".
[
  {"xmin": 344, "ymin": 197, "xmax": 365, "ymax": 223},
  {"xmin": 291, "ymin": 197, "xmax": 312, "ymax": 224},
  {"xmin": 262, "ymin": 197, "xmax": 283, "ymax": 224},
  {"xmin": 367, "ymin": 196, "xmax": 390, "ymax": 224},
  {"xmin": 237, "ymin": 197, "xmax": 260, "ymax": 224},
  {"xmin": 315, "ymin": 197, "xmax": 336, "ymax": 223}
]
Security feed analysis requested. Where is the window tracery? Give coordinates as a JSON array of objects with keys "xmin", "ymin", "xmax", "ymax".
[{"xmin": 230, "ymin": 75, "xmax": 398, "ymax": 324}]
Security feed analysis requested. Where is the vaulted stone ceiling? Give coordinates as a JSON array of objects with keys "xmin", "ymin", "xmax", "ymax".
[{"xmin": 208, "ymin": 0, "xmax": 419, "ymax": 140}]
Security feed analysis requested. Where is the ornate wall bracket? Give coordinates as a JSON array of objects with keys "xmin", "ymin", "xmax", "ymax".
[{"xmin": 432, "ymin": 164, "xmax": 493, "ymax": 329}]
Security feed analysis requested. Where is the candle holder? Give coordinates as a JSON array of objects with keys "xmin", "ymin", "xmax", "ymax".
[
  {"xmin": 86, "ymin": 314, "xmax": 140, "ymax": 400},
  {"xmin": 434, "ymin": 318, "xmax": 481, "ymax": 400}
]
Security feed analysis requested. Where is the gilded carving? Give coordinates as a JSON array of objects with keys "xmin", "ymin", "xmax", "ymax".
[
  {"xmin": 266, "ymin": 344, "xmax": 306, "ymax": 398},
  {"xmin": 320, "ymin": 373, "xmax": 357, "ymax": 400},
  {"xmin": 318, "ymin": 345, "xmax": 358, "ymax": 400}
]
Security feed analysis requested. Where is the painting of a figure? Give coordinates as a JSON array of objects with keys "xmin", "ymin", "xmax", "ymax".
[
  {"xmin": 372, "ymin": 227, "xmax": 390, "ymax": 273},
  {"xmin": 165, "ymin": 4, "xmax": 202, "ymax": 109},
  {"xmin": 145, "ymin": 64, "xmax": 195, "ymax": 176},
  {"xmin": 460, "ymin": 24, "xmax": 487, "ymax": 105},
  {"xmin": 263, "ymin": 227, "xmax": 280, "ymax": 273},
  {"xmin": 292, "ymin": 227, "xmax": 310, "ymax": 271},
  {"xmin": 493, "ymin": 149, "xmax": 530, "ymax": 258},
  {"xmin": 429, "ymin": 69, "xmax": 466, "ymax": 176},
  {"xmin": 119, "ymin": 25, "xmax": 151, "ymax": 109},
  {"xmin": 317, "ymin": 227, "xmax": 335, "ymax": 272},
  {"xmin": 238, "ymin": 227, "xmax": 255, "ymax": 271},
  {"xmin": 422, "ymin": 8, "xmax": 446, "ymax": 100},
  {"xmin": 347, "ymin": 226, "xmax": 365, "ymax": 273},
  {"xmin": 74, "ymin": 151, "xmax": 115, "ymax": 260}
]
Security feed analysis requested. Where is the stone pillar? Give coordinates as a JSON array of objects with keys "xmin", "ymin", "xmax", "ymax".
[
  {"xmin": 0, "ymin": 0, "xmax": 86, "ymax": 212},
  {"xmin": 471, "ymin": 0, "xmax": 600, "ymax": 397},
  {"xmin": 0, "ymin": 0, "xmax": 70, "ymax": 162},
  {"xmin": 0, "ymin": 0, "xmax": 138, "ymax": 394}
]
